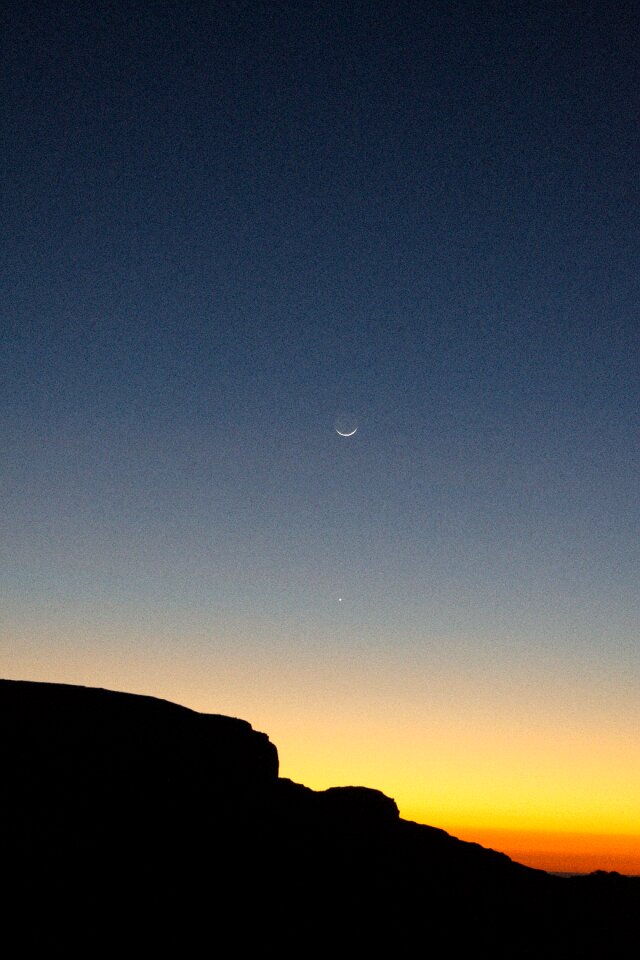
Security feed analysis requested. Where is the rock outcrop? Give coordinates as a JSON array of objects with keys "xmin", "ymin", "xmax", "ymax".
[
  {"xmin": 2, "ymin": 676, "xmax": 278, "ymax": 790},
  {"xmin": 2, "ymin": 678, "xmax": 637, "ymax": 954}
]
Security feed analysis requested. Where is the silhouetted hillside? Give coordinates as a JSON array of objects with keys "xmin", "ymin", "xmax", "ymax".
[{"xmin": 2, "ymin": 679, "xmax": 637, "ymax": 954}]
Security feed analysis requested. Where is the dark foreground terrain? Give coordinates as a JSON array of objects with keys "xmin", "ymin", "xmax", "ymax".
[{"xmin": 2, "ymin": 679, "xmax": 637, "ymax": 954}]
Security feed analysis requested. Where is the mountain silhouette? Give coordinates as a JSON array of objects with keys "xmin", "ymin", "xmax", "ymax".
[{"xmin": 2, "ymin": 679, "xmax": 636, "ymax": 954}]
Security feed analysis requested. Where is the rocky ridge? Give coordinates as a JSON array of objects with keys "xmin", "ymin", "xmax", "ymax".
[{"xmin": 2, "ymin": 678, "xmax": 636, "ymax": 954}]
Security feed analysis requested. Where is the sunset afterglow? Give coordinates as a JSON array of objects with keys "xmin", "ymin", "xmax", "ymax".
[{"xmin": 4, "ymin": 0, "xmax": 639, "ymax": 881}]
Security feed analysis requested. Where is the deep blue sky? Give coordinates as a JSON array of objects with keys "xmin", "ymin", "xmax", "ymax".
[{"xmin": 3, "ymin": 1, "xmax": 640, "ymax": 836}]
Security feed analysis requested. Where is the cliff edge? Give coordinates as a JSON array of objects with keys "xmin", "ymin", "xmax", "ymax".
[{"xmin": 2, "ymin": 678, "xmax": 636, "ymax": 954}]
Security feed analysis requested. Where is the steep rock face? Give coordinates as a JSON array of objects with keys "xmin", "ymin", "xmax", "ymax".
[
  {"xmin": 1, "ymin": 677, "xmax": 278, "ymax": 784},
  {"xmin": 2, "ymin": 679, "xmax": 638, "ymax": 955},
  {"xmin": 1, "ymin": 678, "xmax": 278, "ymax": 858}
]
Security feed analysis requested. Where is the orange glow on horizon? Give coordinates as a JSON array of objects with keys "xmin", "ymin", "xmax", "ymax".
[
  {"xmin": 5, "ymin": 639, "xmax": 640, "ymax": 877},
  {"xmin": 437, "ymin": 825, "xmax": 640, "ymax": 875}
]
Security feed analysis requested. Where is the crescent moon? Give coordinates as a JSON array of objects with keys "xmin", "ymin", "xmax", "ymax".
[{"xmin": 336, "ymin": 427, "xmax": 357, "ymax": 437}]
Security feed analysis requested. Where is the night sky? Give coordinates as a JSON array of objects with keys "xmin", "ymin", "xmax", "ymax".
[{"xmin": 3, "ymin": 1, "xmax": 640, "ymax": 871}]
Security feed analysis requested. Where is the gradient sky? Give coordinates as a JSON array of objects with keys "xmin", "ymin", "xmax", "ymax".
[{"xmin": 3, "ymin": 1, "xmax": 639, "ymax": 872}]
